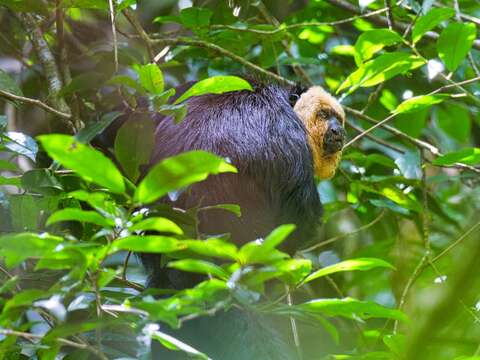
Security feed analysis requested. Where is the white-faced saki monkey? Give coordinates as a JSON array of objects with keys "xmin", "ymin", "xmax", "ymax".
[{"xmin": 110, "ymin": 79, "xmax": 346, "ymax": 359}]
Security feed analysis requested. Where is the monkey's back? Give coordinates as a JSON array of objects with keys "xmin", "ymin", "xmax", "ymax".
[{"xmin": 150, "ymin": 83, "xmax": 323, "ymax": 248}]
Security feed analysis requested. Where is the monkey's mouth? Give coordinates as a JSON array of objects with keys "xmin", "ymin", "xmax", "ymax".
[{"xmin": 323, "ymin": 128, "xmax": 346, "ymax": 155}]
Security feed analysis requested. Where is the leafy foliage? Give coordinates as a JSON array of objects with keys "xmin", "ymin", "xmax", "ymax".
[{"xmin": 0, "ymin": 0, "xmax": 479, "ymax": 360}]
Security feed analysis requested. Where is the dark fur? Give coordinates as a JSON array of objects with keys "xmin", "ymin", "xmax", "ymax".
[
  {"xmin": 143, "ymin": 81, "xmax": 322, "ymax": 359},
  {"xmin": 142, "ymin": 82, "xmax": 323, "ymax": 288}
]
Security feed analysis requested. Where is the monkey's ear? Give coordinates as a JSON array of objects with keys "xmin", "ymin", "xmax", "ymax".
[{"xmin": 288, "ymin": 84, "xmax": 307, "ymax": 107}]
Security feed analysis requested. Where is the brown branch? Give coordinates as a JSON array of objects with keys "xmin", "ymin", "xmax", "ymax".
[
  {"xmin": 17, "ymin": 13, "xmax": 75, "ymax": 131},
  {"xmin": 150, "ymin": 37, "xmax": 295, "ymax": 86},
  {"xmin": 0, "ymin": 89, "xmax": 72, "ymax": 119}
]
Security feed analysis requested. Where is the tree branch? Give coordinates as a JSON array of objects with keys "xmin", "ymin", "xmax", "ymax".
[
  {"xmin": 17, "ymin": 13, "xmax": 75, "ymax": 131},
  {"xmin": 0, "ymin": 89, "xmax": 72, "ymax": 120},
  {"xmin": 325, "ymin": 0, "xmax": 480, "ymax": 50}
]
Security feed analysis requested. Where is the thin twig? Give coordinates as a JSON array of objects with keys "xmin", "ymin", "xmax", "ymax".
[
  {"xmin": 0, "ymin": 89, "xmax": 72, "ymax": 119},
  {"xmin": 108, "ymin": 0, "xmax": 119, "ymax": 72},
  {"xmin": 299, "ymin": 210, "xmax": 386, "ymax": 253},
  {"xmin": 393, "ymin": 251, "xmax": 429, "ymax": 333},
  {"xmin": 325, "ymin": 0, "xmax": 480, "ymax": 50},
  {"xmin": 346, "ymin": 120, "xmax": 405, "ymax": 153},
  {"xmin": 432, "ymin": 220, "xmax": 480, "ymax": 263}
]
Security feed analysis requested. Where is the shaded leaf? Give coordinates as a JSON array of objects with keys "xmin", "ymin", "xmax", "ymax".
[{"xmin": 114, "ymin": 115, "xmax": 155, "ymax": 182}]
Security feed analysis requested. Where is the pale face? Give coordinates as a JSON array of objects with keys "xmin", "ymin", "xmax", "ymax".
[{"xmin": 293, "ymin": 86, "xmax": 346, "ymax": 179}]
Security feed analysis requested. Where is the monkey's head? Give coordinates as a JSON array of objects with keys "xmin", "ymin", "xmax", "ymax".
[{"xmin": 291, "ymin": 86, "xmax": 346, "ymax": 179}]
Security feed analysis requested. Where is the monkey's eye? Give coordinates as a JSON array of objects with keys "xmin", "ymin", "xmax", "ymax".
[
  {"xmin": 317, "ymin": 109, "xmax": 332, "ymax": 119},
  {"xmin": 288, "ymin": 93, "xmax": 300, "ymax": 106}
]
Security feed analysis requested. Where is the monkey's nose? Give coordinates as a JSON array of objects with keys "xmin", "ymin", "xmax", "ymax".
[{"xmin": 323, "ymin": 119, "xmax": 345, "ymax": 154}]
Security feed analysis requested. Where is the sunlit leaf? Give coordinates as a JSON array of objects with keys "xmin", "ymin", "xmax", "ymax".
[
  {"xmin": 168, "ymin": 259, "xmax": 229, "ymax": 279},
  {"xmin": 354, "ymin": 29, "xmax": 402, "ymax": 65},
  {"xmin": 304, "ymin": 258, "xmax": 393, "ymax": 283},
  {"xmin": 291, "ymin": 298, "xmax": 407, "ymax": 322},
  {"xmin": 38, "ymin": 134, "xmax": 125, "ymax": 194},
  {"xmin": 137, "ymin": 63, "xmax": 164, "ymax": 94},
  {"xmin": 432, "ymin": 148, "xmax": 480, "ymax": 166},
  {"xmin": 46, "ymin": 208, "xmax": 114, "ymax": 227},
  {"xmin": 129, "ymin": 217, "xmax": 183, "ymax": 235},
  {"xmin": 394, "ymin": 94, "xmax": 448, "ymax": 114},
  {"xmin": 337, "ymin": 53, "xmax": 425, "ymax": 93},
  {"xmin": 0, "ymin": 233, "xmax": 63, "ymax": 268},
  {"xmin": 135, "ymin": 150, "xmax": 237, "ymax": 204},
  {"xmin": 175, "ymin": 76, "xmax": 253, "ymax": 104},
  {"xmin": 113, "ymin": 235, "xmax": 186, "ymax": 253},
  {"xmin": 412, "ymin": 7, "xmax": 455, "ymax": 43},
  {"xmin": 438, "ymin": 22, "xmax": 476, "ymax": 72}
]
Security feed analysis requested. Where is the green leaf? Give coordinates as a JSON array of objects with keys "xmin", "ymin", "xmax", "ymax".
[
  {"xmin": 168, "ymin": 259, "xmax": 229, "ymax": 279},
  {"xmin": 21, "ymin": 169, "xmax": 63, "ymax": 194},
  {"xmin": 59, "ymin": 72, "xmax": 107, "ymax": 96},
  {"xmin": 0, "ymin": 69, "xmax": 23, "ymax": 97},
  {"xmin": 47, "ymin": 208, "xmax": 114, "ymax": 227},
  {"xmin": 114, "ymin": 115, "xmax": 155, "ymax": 182},
  {"xmin": 182, "ymin": 239, "xmax": 238, "ymax": 260},
  {"xmin": 239, "ymin": 224, "xmax": 295, "ymax": 264},
  {"xmin": 38, "ymin": 134, "xmax": 125, "ymax": 194},
  {"xmin": 151, "ymin": 330, "xmax": 209, "ymax": 360},
  {"xmin": 0, "ymin": 176, "xmax": 21, "ymax": 186},
  {"xmin": 412, "ymin": 8, "xmax": 455, "ymax": 43},
  {"xmin": 0, "ymin": 233, "xmax": 63, "ymax": 268},
  {"xmin": 76, "ymin": 111, "xmax": 122, "ymax": 144},
  {"xmin": 64, "ymin": 0, "xmax": 108, "ymax": 9},
  {"xmin": 304, "ymin": 258, "xmax": 393, "ymax": 284},
  {"xmin": 292, "ymin": 298, "xmax": 407, "ymax": 322},
  {"xmin": 129, "ymin": 217, "xmax": 184, "ymax": 235},
  {"xmin": 432, "ymin": 148, "xmax": 480, "ymax": 166},
  {"xmin": 0, "ymin": 0, "xmax": 47, "ymax": 15},
  {"xmin": 436, "ymin": 103, "xmax": 471, "ymax": 142},
  {"xmin": 394, "ymin": 94, "xmax": 448, "ymax": 114},
  {"xmin": 0, "ymin": 159, "xmax": 17, "ymax": 171},
  {"xmin": 337, "ymin": 53, "xmax": 425, "ymax": 93},
  {"xmin": 137, "ymin": 64, "xmax": 164, "ymax": 94},
  {"xmin": 174, "ymin": 76, "xmax": 253, "ymax": 104},
  {"xmin": 107, "ymin": 75, "xmax": 145, "ymax": 93},
  {"xmin": 112, "ymin": 235, "xmax": 186, "ymax": 253},
  {"xmin": 395, "ymin": 150, "xmax": 422, "ymax": 180},
  {"xmin": 199, "ymin": 203, "xmax": 242, "ymax": 217},
  {"xmin": 135, "ymin": 150, "xmax": 237, "ymax": 204},
  {"xmin": 4, "ymin": 131, "xmax": 38, "ymax": 161},
  {"xmin": 354, "ymin": 29, "xmax": 402, "ymax": 66},
  {"xmin": 180, "ymin": 7, "xmax": 213, "ymax": 28},
  {"xmin": 438, "ymin": 22, "xmax": 476, "ymax": 72}
]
